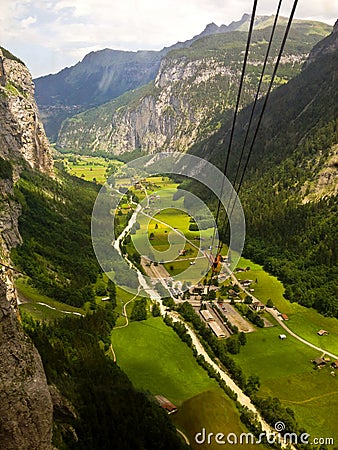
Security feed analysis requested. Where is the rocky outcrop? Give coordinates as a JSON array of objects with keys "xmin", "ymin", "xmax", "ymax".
[
  {"xmin": 305, "ymin": 20, "xmax": 338, "ymax": 66},
  {"xmin": 302, "ymin": 144, "xmax": 338, "ymax": 203},
  {"xmin": 0, "ymin": 281, "xmax": 53, "ymax": 450},
  {"xmin": 0, "ymin": 48, "xmax": 53, "ymax": 176},
  {"xmin": 0, "ymin": 47, "xmax": 54, "ymax": 450}
]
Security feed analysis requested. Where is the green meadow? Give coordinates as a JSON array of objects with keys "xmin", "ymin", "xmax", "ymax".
[
  {"xmin": 231, "ymin": 322, "xmax": 338, "ymax": 442},
  {"xmin": 16, "ymin": 278, "xmax": 84, "ymax": 320},
  {"xmin": 236, "ymin": 256, "xmax": 338, "ymax": 355},
  {"xmin": 111, "ymin": 316, "xmax": 265, "ymax": 449},
  {"xmin": 172, "ymin": 390, "xmax": 265, "ymax": 449}
]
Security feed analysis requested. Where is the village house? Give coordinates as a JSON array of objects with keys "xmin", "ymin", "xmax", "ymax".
[
  {"xmin": 317, "ymin": 329, "xmax": 329, "ymax": 336},
  {"xmin": 251, "ymin": 301, "xmax": 265, "ymax": 312},
  {"xmin": 312, "ymin": 357, "xmax": 326, "ymax": 367},
  {"xmin": 155, "ymin": 395, "xmax": 177, "ymax": 414}
]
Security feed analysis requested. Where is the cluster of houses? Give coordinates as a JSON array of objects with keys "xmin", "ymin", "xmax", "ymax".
[{"xmin": 312, "ymin": 357, "xmax": 338, "ymax": 369}]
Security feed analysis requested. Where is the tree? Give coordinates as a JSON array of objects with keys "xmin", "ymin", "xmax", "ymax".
[
  {"xmin": 266, "ymin": 298, "xmax": 274, "ymax": 308},
  {"xmin": 152, "ymin": 302, "xmax": 161, "ymax": 317},
  {"xmin": 107, "ymin": 279, "xmax": 117, "ymax": 308},
  {"xmin": 226, "ymin": 337, "xmax": 240, "ymax": 354},
  {"xmin": 244, "ymin": 295, "xmax": 253, "ymax": 304},
  {"xmin": 208, "ymin": 290, "xmax": 216, "ymax": 300},
  {"xmin": 239, "ymin": 332, "xmax": 247, "ymax": 346},
  {"xmin": 130, "ymin": 298, "xmax": 147, "ymax": 321},
  {"xmin": 245, "ymin": 375, "xmax": 261, "ymax": 395},
  {"xmin": 155, "ymin": 223, "xmax": 158, "ymax": 229},
  {"xmin": 149, "ymin": 232, "xmax": 155, "ymax": 240}
]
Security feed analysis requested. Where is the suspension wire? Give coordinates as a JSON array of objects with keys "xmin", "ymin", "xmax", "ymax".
[
  {"xmin": 215, "ymin": 0, "xmax": 299, "ymax": 262},
  {"xmin": 209, "ymin": 0, "xmax": 258, "ymax": 264},
  {"xmin": 216, "ymin": 0, "xmax": 283, "ymax": 252}
]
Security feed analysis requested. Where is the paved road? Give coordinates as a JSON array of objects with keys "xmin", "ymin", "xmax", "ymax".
[
  {"xmin": 169, "ymin": 311, "xmax": 273, "ymax": 434},
  {"xmin": 269, "ymin": 308, "xmax": 338, "ymax": 359},
  {"xmin": 224, "ymin": 265, "xmax": 338, "ymax": 360}
]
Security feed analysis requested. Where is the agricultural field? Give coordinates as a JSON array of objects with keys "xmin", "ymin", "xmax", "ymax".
[
  {"xmin": 172, "ymin": 390, "xmax": 265, "ymax": 450},
  {"xmin": 231, "ymin": 323, "xmax": 338, "ymax": 442},
  {"xmin": 111, "ymin": 316, "xmax": 219, "ymax": 404},
  {"xmin": 111, "ymin": 316, "xmax": 265, "ymax": 449},
  {"xmin": 60, "ymin": 154, "xmax": 122, "ymax": 184},
  {"xmin": 235, "ymin": 257, "xmax": 338, "ymax": 354},
  {"xmin": 16, "ymin": 278, "xmax": 84, "ymax": 320}
]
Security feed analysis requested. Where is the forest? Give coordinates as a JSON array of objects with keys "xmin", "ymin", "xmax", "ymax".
[
  {"xmin": 12, "ymin": 167, "xmax": 187, "ymax": 449},
  {"xmin": 187, "ymin": 44, "xmax": 338, "ymax": 318}
]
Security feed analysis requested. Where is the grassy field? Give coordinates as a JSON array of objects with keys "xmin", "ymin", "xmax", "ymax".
[
  {"xmin": 112, "ymin": 316, "xmax": 265, "ymax": 449},
  {"xmin": 231, "ymin": 323, "xmax": 338, "ymax": 442},
  {"xmin": 61, "ymin": 155, "xmax": 122, "ymax": 184},
  {"xmin": 111, "ymin": 316, "xmax": 219, "ymax": 405},
  {"xmin": 172, "ymin": 390, "xmax": 265, "ymax": 449},
  {"xmin": 16, "ymin": 278, "xmax": 84, "ymax": 320},
  {"xmin": 235, "ymin": 257, "xmax": 338, "ymax": 355}
]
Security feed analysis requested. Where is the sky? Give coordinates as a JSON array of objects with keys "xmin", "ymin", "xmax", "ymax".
[{"xmin": 0, "ymin": 0, "xmax": 336, "ymax": 78}]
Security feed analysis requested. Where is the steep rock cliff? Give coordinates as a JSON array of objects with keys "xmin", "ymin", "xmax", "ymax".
[
  {"xmin": 57, "ymin": 21, "xmax": 331, "ymax": 155},
  {"xmin": 0, "ymin": 47, "xmax": 54, "ymax": 450},
  {"xmin": 0, "ymin": 48, "xmax": 53, "ymax": 176}
]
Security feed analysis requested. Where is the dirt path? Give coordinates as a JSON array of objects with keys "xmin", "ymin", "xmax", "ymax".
[
  {"xmin": 281, "ymin": 390, "xmax": 338, "ymax": 405},
  {"xmin": 114, "ymin": 288, "xmax": 141, "ymax": 330}
]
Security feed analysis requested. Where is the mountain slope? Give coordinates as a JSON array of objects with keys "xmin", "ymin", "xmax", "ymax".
[
  {"xmin": 57, "ymin": 20, "xmax": 331, "ymax": 155},
  {"xmin": 35, "ymin": 14, "xmax": 330, "ymax": 141},
  {"xmin": 0, "ymin": 46, "xmax": 54, "ymax": 450},
  {"xmin": 189, "ymin": 23, "xmax": 338, "ymax": 316}
]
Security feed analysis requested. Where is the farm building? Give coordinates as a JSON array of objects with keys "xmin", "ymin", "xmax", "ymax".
[
  {"xmin": 279, "ymin": 334, "xmax": 287, "ymax": 340},
  {"xmin": 281, "ymin": 314, "xmax": 289, "ymax": 321},
  {"xmin": 208, "ymin": 321, "xmax": 226, "ymax": 338},
  {"xmin": 317, "ymin": 329, "xmax": 329, "ymax": 336},
  {"xmin": 312, "ymin": 358, "xmax": 326, "ymax": 367},
  {"xmin": 251, "ymin": 301, "xmax": 265, "ymax": 312},
  {"xmin": 190, "ymin": 283, "xmax": 204, "ymax": 294},
  {"xmin": 155, "ymin": 395, "xmax": 178, "ymax": 414},
  {"xmin": 200, "ymin": 309, "xmax": 214, "ymax": 322}
]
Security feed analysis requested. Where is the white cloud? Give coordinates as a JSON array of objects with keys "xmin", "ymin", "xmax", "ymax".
[
  {"xmin": 21, "ymin": 16, "xmax": 37, "ymax": 28},
  {"xmin": 1, "ymin": 0, "xmax": 336, "ymax": 77}
]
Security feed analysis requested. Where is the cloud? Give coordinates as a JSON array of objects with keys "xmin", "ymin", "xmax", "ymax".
[
  {"xmin": 21, "ymin": 16, "xmax": 37, "ymax": 28},
  {"xmin": 1, "ymin": 0, "xmax": 336, "ymax": 77}
]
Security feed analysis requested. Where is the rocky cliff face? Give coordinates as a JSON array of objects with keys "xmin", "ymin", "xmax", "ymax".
[
  {"xmin": 0, "ymin": 281, "xmax": 53, "ymax": 450},
  {"xmin": 0, "ymin": 48, "xmax": 53, "ymax": 176},
  {"xmin": 0, "ymin": 47, "xmax": 54, "ymax": 450},
  {"xmin": 57, "ymin": 22, "xmax": 331, "ymax": 155}
]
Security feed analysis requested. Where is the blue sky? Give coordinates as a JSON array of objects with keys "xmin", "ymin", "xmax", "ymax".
[{"xmin": 1, "ymin": 0, "xmax": 336, "ymax": 78}]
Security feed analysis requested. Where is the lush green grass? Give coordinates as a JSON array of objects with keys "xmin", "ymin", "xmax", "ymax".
[
  {"xmin": 236, "ymin": 257, "xmax": 286, "ymax": 308},
  {"xmin": 236, "ymin": 257, "xmax": 338, "ymax": 355},
  {"xmin": 16, "ymin": 278, "xmax": 84, "ymax": 320},
  {"xmin": 172, "ymin": 390, "xmax": 265, "ymax": 449},
  {"xmin": 232, "ymin": 324, "xmax": 338, "ymax": 442},
  {"xmin": 232, "ymin": 325, "xmax": 320, "ymax": 382},
  {"xmin": 111, "ymin": 317, "xmax": 219, "ymax": 405},
  {"xmin": 68, "ymin": 164, "xmax": 107, "ymax": 183}
]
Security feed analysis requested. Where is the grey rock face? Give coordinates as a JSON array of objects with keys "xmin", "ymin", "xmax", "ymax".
[{"xmin": 0, "ymin": 281, "xmax": 53, "ymax": 450}]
